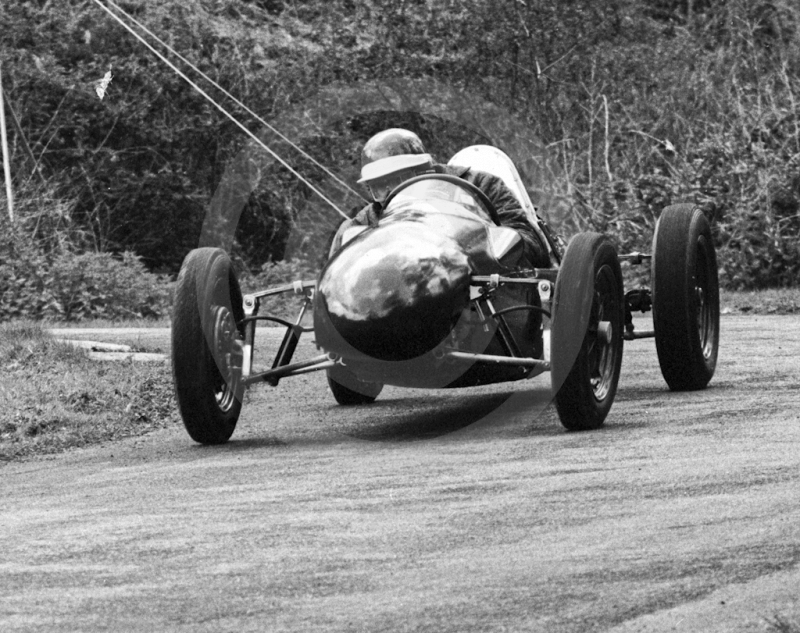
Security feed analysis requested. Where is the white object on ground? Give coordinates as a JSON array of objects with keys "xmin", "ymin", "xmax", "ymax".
[
  {"xmin": 54, "ymin": 339, "xmax": 133, "ymax": 352},
  {"xmin": 53, "ymin": 338, "xmax": 167, "ymax": 362},
  {"xmin": 86, "ymin": 351, "xmax": 167, "ymax": 362}
]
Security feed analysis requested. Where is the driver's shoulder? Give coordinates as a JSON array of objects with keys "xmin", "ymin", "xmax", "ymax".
[
  {"xmin": 445, "ymin": 164, "xmax": 502, "ymax": 190},
  {"xmin": 441, "ymin": 163, "xmax": 471, "ymax": 179}
]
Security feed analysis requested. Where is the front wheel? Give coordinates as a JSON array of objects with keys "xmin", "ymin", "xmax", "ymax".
[
  {"xmin": 172, "ymin": 248, "xmax": 245, "ymax": 444},
  {"xmin": 652, "ymin": 204, "xmax": 719, "ymax": 390},
  {"xmin": 551, "ymin": 233, "xmax": 624, "ymax": 431}
]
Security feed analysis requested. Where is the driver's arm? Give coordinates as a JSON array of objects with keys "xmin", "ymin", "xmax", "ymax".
[{"xmin": 328, "ymin": 201, "xmax": 381, "ymax": 256}]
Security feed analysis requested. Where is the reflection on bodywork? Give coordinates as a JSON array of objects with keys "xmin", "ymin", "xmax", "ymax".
[
  {"xmin": 321, "ymin": 230, "xmax": 469, "ymax": 323},
  {"xmin": 315, "ymin": 216, "xmax": 472, "ymax": 361}
]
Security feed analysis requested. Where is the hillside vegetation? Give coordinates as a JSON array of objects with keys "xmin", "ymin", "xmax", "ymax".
[{"xmin": 1, "ymin": 0, "xmax": 800, "ymax": 319}]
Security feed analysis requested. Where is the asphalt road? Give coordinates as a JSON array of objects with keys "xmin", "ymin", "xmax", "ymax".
[{"xmin": 3, "ymin": 315, "xmax": 800, "ymax": 632}]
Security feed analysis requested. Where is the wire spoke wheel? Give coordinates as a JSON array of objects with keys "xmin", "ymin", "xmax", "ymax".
[
  {"xmin": 587, "ymin": 266, "xmax": 619, "ymax": 402},
  {"xmin": 210, "ymin": 305, "xmax": 242, "ymax": 413},
  {"xmin": 551, "ymin": 233, "xmax": 624, "ymax": 431},
  {"xmin": 652, "ymin": 204, "xmax": 720, "ymax": 391},
  {"xmin": 694, "ymin": 242, "xmax": 716, "ymax": 362},
  {"xmin": 172, "ymin": 248, "xmax": 245, "ymax": 444}
]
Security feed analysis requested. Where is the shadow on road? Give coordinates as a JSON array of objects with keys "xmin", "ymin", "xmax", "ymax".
[
  {"xmin": 333, "ymin": 392, "xmax": 517, "ymax": 441},
  {"xmin": 187, "ymin": 435, "xmax": 289, "ymax": 453},
  {"xmin": 329, "ymin": 386, "xmax": 563, "ymax": 442}
]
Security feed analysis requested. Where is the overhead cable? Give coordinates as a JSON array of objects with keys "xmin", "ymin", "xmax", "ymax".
[
  {"xmin": 105, "ymin": 0, "xmax": 366, "ymax": 203},
  {"xmin": 89, "ymin": 0, "xmax": 351, "ymax": 220}
]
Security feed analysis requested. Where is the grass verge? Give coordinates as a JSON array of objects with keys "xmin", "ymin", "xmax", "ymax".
[
  {"xmin": 43, "ymin": 317, "xmax": 172, "ymax": 329},
  {"xmin": 0, "ymin": 321, "xmax": 180, "ymax": 463},
  {"xmin": 720, "ymin": 288, "xmax": 800, "ymax": 315}
]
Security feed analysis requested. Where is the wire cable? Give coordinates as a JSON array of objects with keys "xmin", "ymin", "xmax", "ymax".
[
  {"xmin": 105, "ymin": 0, "xmax": 366, "ymax": 203},
  {"xmin": 89, "ymin": 0, "xmax": 351, "ymax": 220}
]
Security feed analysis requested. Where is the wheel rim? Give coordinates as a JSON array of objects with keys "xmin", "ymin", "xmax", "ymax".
[
  {"xmin": 695, "ymin": 238, "xmax": 716, "ymax": 360},
  {"xmin": 587, "ymin": 265, "xmax": 619, "ymax": 402},
  {"xmin": 211, "ymin": 306, "xmax": 241, "ymax": 412}
]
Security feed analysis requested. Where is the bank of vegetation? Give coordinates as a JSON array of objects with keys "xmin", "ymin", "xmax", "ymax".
[
  {"xmin": 0, "ymin": 321, "xmax": 178, "ymax": 461},
  {"xmin": 1, "ymin": 0, "xmax": 800, "ymax": 320}
]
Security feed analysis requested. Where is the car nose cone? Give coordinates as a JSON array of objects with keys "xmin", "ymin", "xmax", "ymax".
[{"xmin": 314, "ymin": 222, "xmax": 471, "ymax": 361}]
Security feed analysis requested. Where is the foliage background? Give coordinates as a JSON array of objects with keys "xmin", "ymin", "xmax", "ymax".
[{"xmin": 1, "ymin": 0, "xmax": 800, "ymax": 319}]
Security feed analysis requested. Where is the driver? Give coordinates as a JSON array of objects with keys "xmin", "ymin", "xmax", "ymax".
[{"xmin": 331, "ymin": 128, "xmax": 550, "ymax": 267}]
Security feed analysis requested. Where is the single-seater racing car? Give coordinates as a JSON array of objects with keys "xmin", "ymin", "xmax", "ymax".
[{"xmin": 171, "ymin": 145, "xmax": 720, "ymax": 444}]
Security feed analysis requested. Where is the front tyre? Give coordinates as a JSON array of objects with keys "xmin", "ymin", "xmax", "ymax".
[
  {"xmin": 172, "ymin": 248, "xmax": 245, "ymax": 444},
  {"xmin": 326, "ymin": 367, "xmax": 383, "ymax": 405},
  {"xmin": 652, "ymin": 204, "xmax": 719, "ymax": 390},
  {"xmin": 551, "ymin": 233, "xmax": 624, "ymax": 431}
]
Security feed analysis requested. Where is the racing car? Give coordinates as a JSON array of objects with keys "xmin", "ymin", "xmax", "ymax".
[{"xmin": 171, "ymin": 146, "xmax": 720, "ymax": 444}]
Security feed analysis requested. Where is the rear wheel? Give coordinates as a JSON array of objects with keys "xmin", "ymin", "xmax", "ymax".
[
  {"xmin": 551, "ymin": 233, "xmax": 624, "ymax": 431},
  {"xmin": 172, "ymin": 248, "xmax": 245, "ymax": 444},
  {"xmin": 327, "ymin": 367, "xmax": 383, "ymax": 405},
  {"xmin": 652, "ymin": 204, "xmax": 719, "ymax": 390}
]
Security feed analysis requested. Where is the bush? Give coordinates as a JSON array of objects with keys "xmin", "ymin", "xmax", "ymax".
[
  {"xmin": 47, "ymin": 250, "xmax": 172, "ymax": 320},
  {"xmin": 0, "ymin": 222, "xmax": 172, "ymax": 321},
  {"xmin": 3, "ymin": 0, "xmax": 800, "ymax": 290},
  {"xmin": 556, "ymin": 0, "xmax": 800, "ymax": 289}
]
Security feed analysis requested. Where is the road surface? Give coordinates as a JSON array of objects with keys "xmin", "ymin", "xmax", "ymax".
[{"xmin": 3, "ymin": 315, "xmax": 800, "ymax": 632}]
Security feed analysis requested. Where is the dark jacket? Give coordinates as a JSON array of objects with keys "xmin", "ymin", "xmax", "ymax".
[
  {"xmin": 331, "ymin": 164, "xmax": 550, "ymax": 267},
  {"xmin": 445, "ymin": 164, "xmax": 548, "ymax": 266}
]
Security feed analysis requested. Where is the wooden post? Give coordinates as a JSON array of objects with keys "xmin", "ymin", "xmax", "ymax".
[{"xmin": 0, "ymin": 64, "xmax": 13, "ymax": 222}]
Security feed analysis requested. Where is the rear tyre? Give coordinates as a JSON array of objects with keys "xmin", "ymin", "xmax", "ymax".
[
  {"xmin": 327, "ymin": 367, "xmax": 383, "ymax": 405},
  {"xmin": 551, "ymin": 233, "xmax": 624, "ymax": 431},
  {"xmin": 172, "ymin": 248, "xmax": 245, "ymax": 444},
  {"xmin": 652, "ymin": 204, "xmax": 719, "ymax": 390}
]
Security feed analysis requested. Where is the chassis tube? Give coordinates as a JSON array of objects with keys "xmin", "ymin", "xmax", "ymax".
[
  {"xmin": 268, "ymin": 300, "xmax": 310, "ymax": 385},
  {"xmin": 247, "ymin": 279, "xmax": 316, "ymax": 300},
  {"xmin": 472, "ymin": 270, "xmax": 558, "ymax": 285},
  {"xmin": 444, "ymin": 350, "xmax": 550, "ymax": 369},
  {"xmin": 243, "ymin": 354, "xmax": 333, "ymax": 386},
  {"xmin": 483, "ymin": 295, "xmax": 522, "ymax": 358}
]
